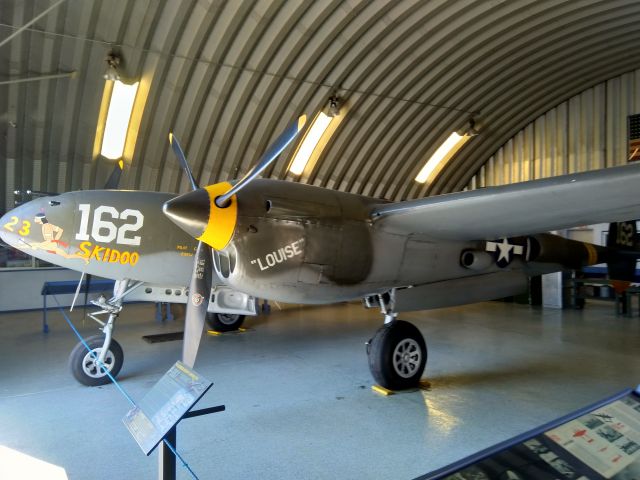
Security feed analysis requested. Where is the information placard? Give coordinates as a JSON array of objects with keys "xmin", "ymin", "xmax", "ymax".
[
  {"xmin": 421, "ymin": 388, "xmax": 640, "ymax": 480},
  {"xmin": 123, "ymin": 361, "xmax": 212, "ymax": 455}
]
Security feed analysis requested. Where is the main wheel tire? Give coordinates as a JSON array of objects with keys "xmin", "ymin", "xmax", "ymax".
[
  {"xmin": 367, "ymin": 320, "xmax": 427, "ymax": 390},
  {"xmin": 205, "ymin": 312, "xmax": 245, "ymax": 332},
  {"xmin": 68, "ymin": 335, "xmax": 124, "ymax": 387}
]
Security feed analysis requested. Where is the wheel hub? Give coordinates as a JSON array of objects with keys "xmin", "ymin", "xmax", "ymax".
[
  {"xmin": 81, "ymin": 348, "xmax": 114, "ymax": 378},
  {"xmin": 392, "ymin": 338, "xmax": 422, "ymax": 379},
  {"xmin": 218, "ymin": 313, "xmax": 239, "ymax": 325}
]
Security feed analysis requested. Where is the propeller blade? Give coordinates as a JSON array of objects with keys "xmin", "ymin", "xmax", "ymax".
[
  {"xmin": 182, "ymin": 241, "xmax": 213, "ymax": 368},
  {"xmin": 167, "ymin": 132, "xmax": 212, "ymax": 367},
  {"xmin": 215, "ymin": 114, "xmax": 307, "ymax": 207},
  {"xmin": 170, "ymin": 133, "xmax": 199, "ymax": 191},
  {"xmin": 104, "ymin": 159, "xmax": 123, "ymax": 189}
]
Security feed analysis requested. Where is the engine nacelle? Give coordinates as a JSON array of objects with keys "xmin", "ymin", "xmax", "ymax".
[
  {"xmin": 460, "ymin": 249, "xmax": 494, "ymax": 270},
  {"xmin": 211, "ymin": 179, "xmax": 380, "ymax": 303}
]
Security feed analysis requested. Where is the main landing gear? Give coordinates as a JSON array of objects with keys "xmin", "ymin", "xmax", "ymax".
[
  {"xmin": 366, "ymin": 290, "xmax": 427, "ymax": 390},
  {"xmin": 206, "ymin": 312, "xmax": 245, "ymax": 332},
  {"xmin": 68, "ymin": 279, "xmax": 141, "ymax": 386}
]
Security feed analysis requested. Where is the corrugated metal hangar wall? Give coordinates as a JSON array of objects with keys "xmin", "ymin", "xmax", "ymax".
[
  {"xmin": 467, "ymin": 68, "xmax": 640, "ymax": 190},
  {"xmin": 4, "ymin": 1, "xmax": 640, "ymax": 215}
]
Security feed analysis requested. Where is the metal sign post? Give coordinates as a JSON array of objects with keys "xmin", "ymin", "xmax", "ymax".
[{"xmin": 122, "ymin": 361, "xmax": 225, "ymax": 480}]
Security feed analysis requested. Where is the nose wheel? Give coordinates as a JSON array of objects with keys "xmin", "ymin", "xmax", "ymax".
[
  {"xmin": 367, "ymin": 320, "xmax": 427, "ymax": 390},
  {"xmin": 67, "ymin": 279, "xmax": 135, "ymax": 386},
  {"xmin": 68, "ymin": 334, "xmax": 124, "ymax": 386}
]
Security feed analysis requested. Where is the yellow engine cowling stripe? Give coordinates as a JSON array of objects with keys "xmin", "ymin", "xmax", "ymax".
[{"xmin": 198, "ymin": 182, "xmax": 238, "ymax": 250}]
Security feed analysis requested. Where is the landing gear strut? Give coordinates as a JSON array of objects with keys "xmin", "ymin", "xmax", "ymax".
[
  {"xmin": 366, "ymin": 290, "xmax": 427, "ymax": 390},
  {"xmin": 68, "ymin": 279, "xmax": 140, "ymax": 386}
]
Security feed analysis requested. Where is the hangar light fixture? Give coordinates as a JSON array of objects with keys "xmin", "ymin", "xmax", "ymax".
[
  {"xmin": 289, "ymin": 96, "xmax": 342, "ymax": 175},
  {"xmin": 103, "ymin": 53, "xmax": 121, "ymax": 81},
  {"xmin": 100, "ymin": 80, "xmax": 139, "ymax": 160},
  {"xmin": 415, "ymin": 120, "xmax": 478, "ymax": 184}
]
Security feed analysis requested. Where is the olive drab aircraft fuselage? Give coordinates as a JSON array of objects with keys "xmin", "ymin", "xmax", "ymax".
[
  {"xmin": 0, "ymin": 181, "xmax": 537, "ymax": 304},
  {"xmin": 1, "ymin": 190, "xmax": 198, "ymax": 286},
  {"xmin": 4, "ymin": 161, "xmax": 640, "ymax": 390},
  {"xmin": 163, "ymin": 178, "xmax": 540, "ymax": 305}
]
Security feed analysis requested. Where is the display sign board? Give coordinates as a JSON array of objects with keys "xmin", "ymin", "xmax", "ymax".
[
  {"xmin": 123, "ymin": 361, "xmax": 212, "ymax": 455},
  {"xmin": 420, "ymin": 388, "xmax": 640, "ymax": 480}
]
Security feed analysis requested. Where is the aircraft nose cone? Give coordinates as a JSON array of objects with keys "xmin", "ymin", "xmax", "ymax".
[
  {"xmin": 0, "ymin": 211, "xmax": 11, "ymax": 244},
  {"xmin": 163, "ymin": 188, "xmax": 211, "ymax": 239}
]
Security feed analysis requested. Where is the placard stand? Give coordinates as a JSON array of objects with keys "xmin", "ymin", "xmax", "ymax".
[
  {"xmin": 122, "ymin": 361, "xmax": 225, "ymax": 480},
  {"xmin": 158, "ymin": 404, "xmax": 226, "ymax": 480}
]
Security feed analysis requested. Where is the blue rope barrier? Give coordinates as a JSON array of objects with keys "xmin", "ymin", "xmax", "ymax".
[
  {"xmin": 161, "ymin": 433, "xmax": 200, "ymax": 479},
  {"xmin": 53, "ymin": 296, "xmax": 136, "ymax": 406},
  {"xmin": 53, "ymin": 296, "xmax": 199, "ymax": 480}
]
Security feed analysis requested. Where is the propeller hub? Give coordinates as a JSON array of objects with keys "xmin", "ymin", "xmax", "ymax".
[
  {"xmin": 163, "ymin": 182, "xmax": 238, "ymax": 250},
  {"xmin": 163, "ymin": 188, "xmax": 210, "ymax": 239}
]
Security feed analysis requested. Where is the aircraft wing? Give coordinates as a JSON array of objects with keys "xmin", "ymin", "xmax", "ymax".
[{"xmin": 371, "ymin": 163, "xmax": 640, "ymax": 241}]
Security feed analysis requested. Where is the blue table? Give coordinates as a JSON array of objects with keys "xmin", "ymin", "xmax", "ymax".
[{"xmin": 40, "ymin": 279, "xmax": 115, "ymax": 333}]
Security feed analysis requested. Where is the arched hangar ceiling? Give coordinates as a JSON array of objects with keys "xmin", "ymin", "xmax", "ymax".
[{"xmin": 2, "ymin": 0, "xmax": 640, "ymax": 214}]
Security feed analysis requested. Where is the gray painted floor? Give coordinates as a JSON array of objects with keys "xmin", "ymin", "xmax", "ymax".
[{"xmin": 0, "ymin": 300, "xmax": 639, "ymax": 479}]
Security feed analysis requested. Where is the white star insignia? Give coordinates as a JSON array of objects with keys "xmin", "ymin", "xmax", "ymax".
[
  {"xmin": 496, "ymin": 238, "xmax": 514, "ymax": 262},
  {"xmin": 486, "ymin": 239, "xmax": 524, "ymax": 265}
]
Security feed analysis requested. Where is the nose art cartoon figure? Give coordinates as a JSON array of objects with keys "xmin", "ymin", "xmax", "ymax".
[{"xmin": 31, "ymin": 213, "xmax": 88, "ymax": 263}]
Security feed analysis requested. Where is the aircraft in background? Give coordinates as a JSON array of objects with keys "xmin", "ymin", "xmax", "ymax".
[{"xmin": 3, "ymin": 113, "xmax": 640, "ymax": 390}]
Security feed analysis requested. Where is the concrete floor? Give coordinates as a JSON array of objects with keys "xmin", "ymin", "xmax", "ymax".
[{"xmin": 0, "ymin": 300, "xmax": 639, "ymax": 479}]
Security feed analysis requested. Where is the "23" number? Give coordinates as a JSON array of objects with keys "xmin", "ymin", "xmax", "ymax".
[{"xmin": 3, "ymin": 216, "xmax": 31, "ymax": 236}]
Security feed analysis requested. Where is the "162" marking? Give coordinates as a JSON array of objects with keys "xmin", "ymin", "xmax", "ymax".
[{"xmin": 75, "ymin": 204, "xmax": 144, "ymax": 246}]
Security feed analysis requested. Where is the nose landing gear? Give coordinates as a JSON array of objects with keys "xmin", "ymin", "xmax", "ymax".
[{"xmin": 67, "ymin": 279, "xmax": 140, "ymax": 386}]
